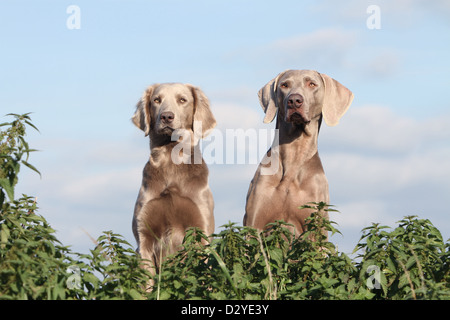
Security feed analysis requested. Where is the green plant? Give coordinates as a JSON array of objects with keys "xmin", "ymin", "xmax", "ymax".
[
  {"xmin": 0, "ymin": 113, "xmax": 40, "ymax": 205},
  {"xmin": 0, "ymin": 113, "xmax": 150, "ymax": 300},
  {"xmin": 1, "ymin": 113, "xmax": 73, "ymax": 299},
  {"xmin": 150, "ymin": 203, "xmax": 449, "ymax": 300},
  {"xmin": 354, "ymin": 216, "xmax": 450, "ymax": 299},
  {"xmin": 70, "ymin": 231, "xmax": 151, "ymax": 300}
]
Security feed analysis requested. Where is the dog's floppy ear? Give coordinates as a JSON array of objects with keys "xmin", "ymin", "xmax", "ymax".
[
  {"xmin": 258, "ymin": 71, "xmax": 286, "ymax": 123},
  {"xmin": 132, "ymin": 84, "xmax": 157, "ymax": 136},
  {"xmin": 319, "ymin": 73, "xmax": 354, "ymax": 126},
  {"xmin": 190, "ymin": 85, "xmax": 216, "ymax": 139}
]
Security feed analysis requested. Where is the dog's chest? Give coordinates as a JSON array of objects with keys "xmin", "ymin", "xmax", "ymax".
[
  {"xmin": 262, "ymin": 161, "xmax": 326, "ymax": 208},
  {"xmin": 143, "ymin": 159, "xmax": 207, "ymax": 196}
]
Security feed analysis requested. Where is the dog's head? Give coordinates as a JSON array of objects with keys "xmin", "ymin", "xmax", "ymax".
[
  {"xmin": 258, "ymin": 70, "xmax": 354, "ymax": 127},
  {"xmin": 132, "ymin": 83, "xmax": 216, "ymax": 142}
]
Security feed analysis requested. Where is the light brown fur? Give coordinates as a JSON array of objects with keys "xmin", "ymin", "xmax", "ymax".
[
  {"xmin": 132, "ymin": 83, "xmax": 216, "ymax": 277},
  {"xmin": 244, "ymin": 70, "xmax": 353, "ymax": 238}
]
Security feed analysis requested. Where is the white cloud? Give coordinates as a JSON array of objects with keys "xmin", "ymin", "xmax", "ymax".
[
  {"xmin": 233, "ymin": 27, "xmax": 359, "ymax": 73},
  {"xmin": 319, "ymin": 104, "xmax": 450, "ymax": 245},
  {"xmin": 323, "ymin": 106, "xmax": 450, "ymax": 186},
  {"xmin": 57, "ymin": 168, "xmax": 141, "ymax": 205},
  {"xmin": 229, "ymin": 26, "xmax": 403, "ymax": 81},
  {"xmin": 321, "ymin": 105, "xmax": 450, "ymax": 154},
  {"xmin": 15, "ymin": 136, "xmax": 146, "ymax": 253},
  {"xmin": 332, "ymin": 200, "xmax": 395, "ymax": 229},
  {"xmin": 381, "ymin": 0, "xmax": 450, "ymax": 24},
  {"xmin": 364, "ymin": 50, "xmax": 400, "ymax": 78},
  {"xmin": 267, "ymin": 27, "xmax": 358, "ymax": 69}
]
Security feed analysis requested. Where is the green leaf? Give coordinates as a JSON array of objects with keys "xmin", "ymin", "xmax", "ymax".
[
  {"xmin": 398, "ymin": 273, "xmax": 410, "ymax": 289},
  {"xmin": 1, "ymin": 224, "xmax": 10, "ymax": 249},
  {"xmin": 405, "ymin": 255, "xmax": 417, "ymax": 270},
  {"xmin": 158, "ymin": 291, "xmax": 171, "ymax": 300},
  {"xmin": 207, "ymin": 247, "xmax": 240, "ymax": 298},
  {"xmin": 129, "ymin": 288, "xmax": 144, "ymax": 300},
  {"xmin": 24, "ymin": 120, "xmax": 40, "ymax": 133},
  {"xmin": 269, "ymin": 247, "xmax": 283, "ymax": 266},
  {"xmin": 385, "ymin": 255, "xmax": 397, "ymax": 274},
  {"xmin": 0, "ymin": 177, "xmax": 14, "ymax": 201},
  {"xmin": 52, "ymin": 285, "xmax": 66, "ymax": 300},
  {"xmin": 83, "ymin": 273, "xmax": 100, "ymax": 288}
]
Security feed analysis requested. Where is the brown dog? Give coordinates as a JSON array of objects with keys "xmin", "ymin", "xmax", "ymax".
[
  {"xmin": 132, "ymin": 83, "xmax": 216, "ymax": 275},
  {"xmin": 244, "ymin": 70, "xmax": 353, "ymax": 238}
]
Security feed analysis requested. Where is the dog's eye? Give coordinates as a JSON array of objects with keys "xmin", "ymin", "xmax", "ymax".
[
  {"xmin": 280, "ymin": 82, "xmax": 289, "ymax": 88},
  {"xmin": 179, "ymin": 97, "xmax": 187, "ymax": 103},
  {"xmin": 308, "ymin": 82, "xmax": 317, "ymax": 88},
  {"xmin": 153, "ymin": 97, "xmax": 161, "ymax": 104}
]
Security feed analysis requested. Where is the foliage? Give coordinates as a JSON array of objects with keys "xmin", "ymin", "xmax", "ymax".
[
  {"xmin": 151, "ymin": 209, "xmax": 449, "ymax": 300},
  {"xmin": 354, "ymin": 217, "xmax": 450, "ymax": 299},
  {"xmin": 1, "ymin": 113, "xmax": 449, "ymax": 300},
  {"xmin": 0, "ymin": 113, "xmax": 40, "ymax": 205},
  {"xmin": 0, "ymin": 113, "xmax": 72, "ymax": 299}
]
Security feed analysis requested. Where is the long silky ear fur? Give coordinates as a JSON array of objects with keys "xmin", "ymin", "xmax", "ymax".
[
  {"xmin": 319, "ymin": 74, "xmax": 354, "ymax": 126},
  {"xmin": 190, "ymin": 85, "xmax": 216, "ymax": 139},
  {"xmin": 132, "ymin": 85, "xmax": 157, "ymax": 136},
  {"xmin": 258, "ymin": 70, "xmax": 287, "ymax": 124}
]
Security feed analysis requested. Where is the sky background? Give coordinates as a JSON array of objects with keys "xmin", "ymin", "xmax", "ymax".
[{"xmin": 1, "ymin": 0, "xmax": 449, "ymax": 255}]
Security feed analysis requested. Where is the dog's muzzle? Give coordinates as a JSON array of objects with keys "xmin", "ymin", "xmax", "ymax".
[{"xmin": 286, "ymin": 94, "xmax": 310, "ymax": 124}]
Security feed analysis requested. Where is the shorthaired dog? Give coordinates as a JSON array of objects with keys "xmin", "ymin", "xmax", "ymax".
[{"xmin": 244, "ymin": 70, "xmax": 353, "ymax": 238}]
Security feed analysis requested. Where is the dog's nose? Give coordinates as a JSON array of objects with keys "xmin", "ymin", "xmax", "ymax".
[
  {"xmin": 160, "ymin": 111, "xmax": 175, "ymax": 123},
  {"xmin": 287, "ymin": 94, "xmax": 304, "ymax": 109}
]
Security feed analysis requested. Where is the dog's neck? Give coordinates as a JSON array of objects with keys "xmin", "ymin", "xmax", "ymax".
[
  {"xmin": 149, "ymin": 132, "xmax": 173, "ymax": 149},
  {"xmin": 148, "ymin": 132, "xmax": 202, "ymax": 167},
  {"xmin": 275, "ymin": 115, "xmax": 322, "ymax": 177}
]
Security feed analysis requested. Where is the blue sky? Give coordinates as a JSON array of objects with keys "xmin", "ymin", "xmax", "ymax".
[{"xmin": 1, "ymin": 0, "xmax": 450, "ymax": 255}]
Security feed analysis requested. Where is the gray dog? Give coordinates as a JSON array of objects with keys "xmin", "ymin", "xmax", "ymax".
[{"xmin": 244, "ymin": 70, "xmax": 353, "ymax": 238}]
